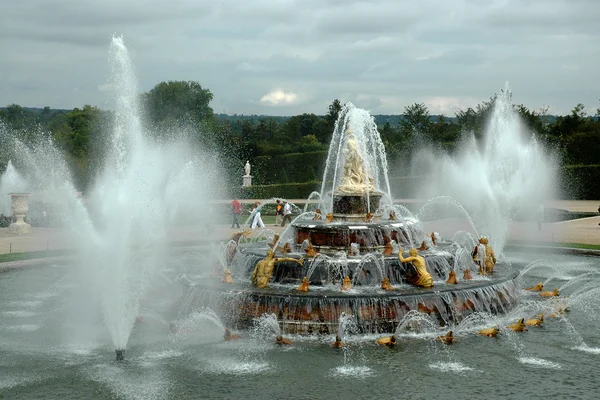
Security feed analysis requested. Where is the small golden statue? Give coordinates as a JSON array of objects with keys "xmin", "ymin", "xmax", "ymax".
[
  {"xmin": 332, "ymin": 335, "xmax": 343, "ymax": 348},
  {"xmin": 539, "ymin": 288, "xmax": 559, "ymax": 297},
  {"xmin": 305, "ymin": 242, "xmax": 319, "ymax": 257},
  {"xmin": 436, "ymin": 330, "xmax": 457, "ymax": 344},
  {"xmin": 477, "ymin": 326, "xmax": 500, "ymax": 337},
  {"xmin": 222, "ymin": 269, "xmax": 234, "ymax": 284},
  {"xmin": 269, "ymin": 234, "xmax": 280, "ymax": 249},
  {"xmin": 251, "ymin": 250, "xmax": 304, "ymax": 288},
  {"xmin": 297, "ymin": 277, "xmax": 310, "ymax": 292},
  {"xmin": 463, "ymin": 268, "xmax": 473, "ymax": 280},
  {"xmin": 507, "ymin": 318, "xmax": 527, "ymax": 332},
  {"xmin": 223, "ymin": 328, "xmax": 241, "ymax": 341},
  {"xmin": 275, "ymin": 242, "xmax": 292, "ymax": 254},
  {"xmin": 231, "ymin": 229, "xmax": 251, "ymax": 243},
  {"xmin": 312, "ymin": 209, "xmax": 323, "ymax": 221},
  {"xmin": 389, "ymin": 210, "xmax": 398, "ymax": 221},
  {"xmin": 549, "ymin": 304, "xmax": 570, "ymax": 318},
  {"xmin": 525, "ymin": 282, "xmax": 544, "ymax": 291},
  {"xmin": 417, "ymin": 241, "xmax": 428, "ymax": 251},
  {"xmin": 382, "ymin": 241, "xmax": 394, "ymax": 256},
  {"xmin": 446, "ymin": 270, "xmax": 458, "ymax": 284},
  {"xmin": 341, "ymin": 276, "xmax": 352, "ymax": 291},
  {"xmin": 381, "ymin": 277, "xmax": 394, "ymax": 291},
  {"xmin": 525, "ymin": 314, "xmax": 544, "ymax": 327},
  {"xmin": 325, "ymin": 213, "xmax": 334, "ymax": 223},
  {"xmin": 275, "ymin": 335, "xmax": 293, "ymax": 345},
  {"xmin": 429, "ymin": 232, "xmax": 439, "ymax": 246},
  {"xmin": 376, "ymin": 335, "xmax": 397, "ymax": 347},
  {"xmin": 365, "ymin": 212, "xmax": 374, "ymax": 222},
  {"xmin": 472, "ymin": 237, "xmax": 497, "ymax": 275},
  {"xmin": 399, "ymin": 248, "xmax": 434, "ymax": 288}
]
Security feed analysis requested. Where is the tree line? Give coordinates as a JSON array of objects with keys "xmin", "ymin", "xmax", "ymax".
[{"xmin": 1, "ymin": 80, "xmax": 599, "ymax": 191}]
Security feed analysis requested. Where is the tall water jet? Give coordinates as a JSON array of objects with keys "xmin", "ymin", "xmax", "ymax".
[{"xmin": 413, "ymin": 85, "xmax": 556, "ymax": 250}]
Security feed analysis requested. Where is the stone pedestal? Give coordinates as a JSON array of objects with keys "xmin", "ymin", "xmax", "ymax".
[
  {"xmin": 242, "ymin": 175, "xmax": 253, "ymax": 187},
  {"xmin": 332, "ymin": 191, "xmax": 383, "ymax": 218},
  {"xmin": 8, "ymin": 193, "xmax": 32, "ymax": 235}
]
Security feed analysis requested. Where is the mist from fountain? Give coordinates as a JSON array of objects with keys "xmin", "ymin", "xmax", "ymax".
[
  {"xmin": 2, "ymin": 36, "xmax": 220, "ymax": 357},
  {"xmin": 412, "ymin": 85, "xmax": 557, "ymax": 251}
]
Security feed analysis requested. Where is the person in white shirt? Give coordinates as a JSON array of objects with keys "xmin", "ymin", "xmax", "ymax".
[
  {"xmin": 251, "ymin": 202, "xmax": 265, "ymax": 229},
  {"xmin": 281, "ymin": 201, "xmax": 293, "ymax": 227}
]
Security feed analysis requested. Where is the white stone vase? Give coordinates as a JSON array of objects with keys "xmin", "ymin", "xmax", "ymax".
[{"xmin": 8, "ymin": 193, "xmax": 32, "ymax": 235}]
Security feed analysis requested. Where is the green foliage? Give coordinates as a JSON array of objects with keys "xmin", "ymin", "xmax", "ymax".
[
  {"xmin": 141, "ymin": 81, "xmax": 214, "ymax": 127},
  {"xmin": 560, "ymin": 165, "xmax": 600, "ymax": 200},
  {"xmin": 254, "ymin": 151, "xmax": 327, "ymax": 184},
  {"xmin": 278, "ymin": 168, "xmax": 288, "ymax": 184}
]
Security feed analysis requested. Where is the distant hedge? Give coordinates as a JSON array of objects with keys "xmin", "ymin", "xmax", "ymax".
[
  {"xmin": 254, "ymin": 151, "xmax": 327, "ymax": 184},
  {"xmin": 238, "ymin": 181, "xmax": 321, "ymax": 199}
]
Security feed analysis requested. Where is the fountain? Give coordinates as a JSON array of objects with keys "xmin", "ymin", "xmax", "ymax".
[{"xmin": 179, "ymin": 103, "xmax": 522, "ymax": 334}]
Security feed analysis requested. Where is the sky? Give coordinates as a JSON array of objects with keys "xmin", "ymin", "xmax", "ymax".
[{"xmin": 1, "ymin": 0, "xmax": 598, "ymax": 116}]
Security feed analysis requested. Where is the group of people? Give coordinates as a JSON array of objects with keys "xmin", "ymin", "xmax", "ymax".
[{"xmin": 230, "ymin": 198, "xmax": 293, "ymax": 230}]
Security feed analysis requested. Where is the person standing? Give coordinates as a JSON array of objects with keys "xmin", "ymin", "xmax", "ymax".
[
  {"xmin": 251, "ymin": 201, "xmax": 265, "ymax": 229},
  {"xmin": 281, "ymin": 201, "xmax": 293, "ymax": 227},
  {"xmin": 231, "ymin": 198, "xmax": 242, "ymax": 229},
  {"xmin": 275, "ymin": 199, "xmax": 283, "ymax": 226}
]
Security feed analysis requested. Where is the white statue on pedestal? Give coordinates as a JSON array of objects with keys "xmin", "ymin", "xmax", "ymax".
[
  {"xmin": 8, "ymin": 193, "xmax": 32, "ymax": 235},
  {"xmin": 243, "ymin": 161, "xmax": 253, "ymax": 187},
  {"xmin": 336, "ymin": 129, "xmax": 374, "ymax": 194}
]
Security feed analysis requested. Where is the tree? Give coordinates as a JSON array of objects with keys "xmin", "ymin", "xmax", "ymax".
[
  {"xmin": 142, "ymin": 81, "xmax": 214, "ymax": 127},
  {"xmin": 399, "ymin": 103, "xmax": 431, "ymax": 139}
]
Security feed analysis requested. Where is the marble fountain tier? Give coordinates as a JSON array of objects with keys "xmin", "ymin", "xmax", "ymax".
[{"xmin": 179, "ymin": 103, "xmax": 520, "ymax": 334}]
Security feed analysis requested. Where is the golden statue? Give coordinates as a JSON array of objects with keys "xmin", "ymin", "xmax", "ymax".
[
  {"xmin": 304, "ymin": 242, "xmax": 319, "ymax": 257},
  {"xmin": 381, "ymin": 277, "xmax": 394, "ymax": 291},
  {"xmin": 332, "ymin": 335, "xmax": 344, "ymax": 348},
  {"xmin": 312, "ymin": 209, "xmax": 323, "ymax": 221},
  {"xmin": 525, "ymin": 282, "xmax": 544, "ymax": 291},
  {"xmin": 325, "ymin": 213, "xmax": 334, "ymax": 223},
  {"xmin": 269, "ymin": 234, "xmax": 280, "ymax": 249},
  {"xmin": 376, "ymin": 335, "xmax": 397, "ymax": 347},
  {"xmin": 389, "ymin": 210, "xmax": 398, "ymax": 221},
  {"xmin": 446, "ymin": 270, "xmax": 458, "ymax": 284},
  {"xmin": 472, "ymin": 237, "xmax": 497, "ymax": 275},
  {"xmin": 364, "ymin": 212, "xmax": 374, "ymax": 222},
  {"xmin": 398, "ymin": 248, "xmax": 434, "ymax": 288},
  {"xmin": 297, "ymin": 277, "xmax": 310, "ymax": 292},
  {"xmin": 275, "ymin": 242, "xmax": 292, "ymax": 254},
  {"xmin": 549, "ymin": 304, "xmax": 570, "ymax": 318},
  {"xmin": 463, "ymin": 268, "xmax": 473, "ymax": 280},
  {"xmin": 417, "ymin": 241, "xmax": 428, "ymax": 251},
  {"xmin": 525, "ymin": 314, "xmax": 544, "ymax": 327},
  {"xmin": 231, "ymin": 229, "xmax": 250, "ymax": 243},
  {"xmin": 222, "ymin": 269, "xmax": 234, "ymax": 284},
  {"xmin": 224, "ymin": 328, "xmax": 241, "ymax": 341},
  {"xmin": 336, "ymin": 129, "xmax": 375, "ymax": 194},
  {"xmin": 251, "ymin": 250, "xmax": 304, "ymax": 288},
  {"xmin": 539, "ymin": 288, "xmax": 559, "ymax": 297},
  {"xmin": 507, "ymin": 318, "xmax": 527, "ymax": 332},
  {"xmin": 383, "ymin": 241, "xmax": 394, "ymax": 256},
  {"xmin": 275, "ymin": 335, "xmax": 293, "ymax": 345},
  {"xmin": 429, "ymin": 232, "xmax": 439, "ymax": 246},
  {"xmin": 341, "ymin": 276, "xmax": 352, "ymax": 291},
  {"xmin": 436, "ymin": 330, "xmax": 457, "ymax": 344},
  {"xmin": 477, "ymin": 327, "xmax": 500, "ymax": 337}
]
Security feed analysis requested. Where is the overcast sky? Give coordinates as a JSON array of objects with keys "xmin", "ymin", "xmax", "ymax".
[{"xmin": 1, "ymin": 0, "xmax": 598, "ymax": 116}]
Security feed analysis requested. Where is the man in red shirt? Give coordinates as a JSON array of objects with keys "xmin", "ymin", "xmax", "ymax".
[{"xmin": 231, "ymin": 198, "xmax": 242, "ymax": 229}]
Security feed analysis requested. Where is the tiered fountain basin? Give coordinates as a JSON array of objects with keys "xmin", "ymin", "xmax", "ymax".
[{"xmin": 180, "ymin": 239, "xmax": 520, "ymax": 334}]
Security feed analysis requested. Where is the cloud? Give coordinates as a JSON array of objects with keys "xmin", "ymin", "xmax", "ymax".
[{"xmin": 260, "ymin": 89, "xmax": 298, "ymax": 106}]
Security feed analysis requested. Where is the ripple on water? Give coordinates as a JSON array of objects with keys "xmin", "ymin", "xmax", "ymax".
[
  {"xmin": 1, "ymin": 310, "xmax": 39, "ymax": 318},
  {"xmin": 141, "ymin": 350, "xmax": 183, "ymax": 361},
  {"xmin": 3, "ymin": 324, "xmax": 40, "ymax": 332},
  {"xmin": 330, "ymin": 366, "xmax": 374, "ymax": 378},
  {"xmin": 573, "ymin": 346, "xmax": 600, "ymax": 354},
  {"xmin": 7, "ymin": 301, "xmax": 43, "ymax": 308},
  {"xmin": 518, "ymin": 357, "xmax": 562, "ymax": 369},
  {"xmin": 429, "ymin": 362, "xmax": 474, "ymax": 374},
  {"xmin": 204, "ymin": 358, "xmax": 271, "ymax": 375}
]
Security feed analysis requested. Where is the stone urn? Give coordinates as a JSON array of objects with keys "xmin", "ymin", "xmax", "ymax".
[{"xmin": 8, "ymin": 193, "xmax": 32, "ymax": 235}]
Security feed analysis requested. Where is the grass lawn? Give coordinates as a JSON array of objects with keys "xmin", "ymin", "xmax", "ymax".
[{"xmin": 0, "ymin": 249, "xmax": 72, "ymax": 263}]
